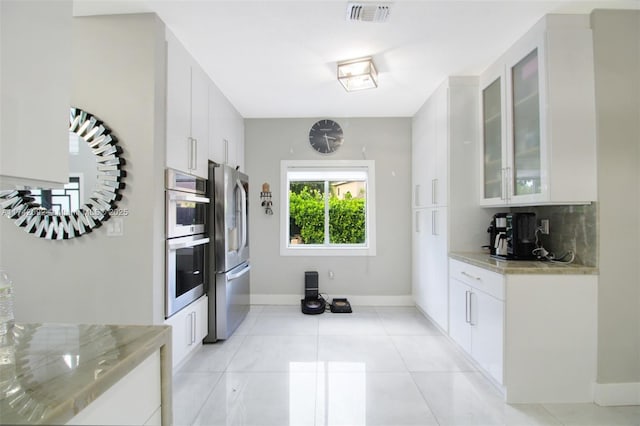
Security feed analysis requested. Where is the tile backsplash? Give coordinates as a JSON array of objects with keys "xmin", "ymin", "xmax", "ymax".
[{"xmin": 511, "ymin": 203, "xmax": 598, "ymax": 267}]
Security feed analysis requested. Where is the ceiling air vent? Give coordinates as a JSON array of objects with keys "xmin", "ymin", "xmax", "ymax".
[{"xmin": 346, "ymin": 2, "xmax": 392, "ymax": 23}]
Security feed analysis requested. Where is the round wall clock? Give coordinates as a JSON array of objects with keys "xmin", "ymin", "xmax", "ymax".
[{"xmin": 309, "ymin": 119, "xmax": 343, "ymax": 154}]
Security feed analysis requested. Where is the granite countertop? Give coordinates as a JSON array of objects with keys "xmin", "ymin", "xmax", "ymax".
[
  {"xmin": 0, "ymin": 323, "xmax": 172, "ymax": 425},
  {"xmin": 450, "ymin": 252, "xmax": 598, "ymax": 275}
]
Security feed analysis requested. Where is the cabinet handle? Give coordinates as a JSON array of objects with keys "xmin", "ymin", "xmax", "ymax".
[
  {"xmin": 465, "ymin": 290, "xmax": 470, "ymax": 324},
  {"xmin": 191, "ymin": 311, "xmax": 197, "ymax": 344},
  {"xmin": 415, "ymin": 211, "xmax": 420, "ymax": 233},
  {"xmin": 192, "ymin": 138, "xmax": 198, "ymax": 171},
  {"xmin": 506, "ymin": 166, "xmax": 512, "ymax": 201},
  {"xmin": 414, "ymin": 185, "xmax": 420, "ymax": 207},
  {"xmin": 431, "ymin": 210, "xmax": 437, "ymax": 236},
  {"xmin": 187, "ymin": 137, "xmax": 193, "ymax": 170},
  {"xmin": 461, "ymin": 271, "xmax": 481, "ymax": 281},
  {"xmin": 432, "ymin": 178, "xmax": 437, "ymax": 205},
  {"xmin": 224, "ymin": 139, "xmax": 229, "ymax": 165},
  {"xmin": 500, "ymin": 168, "xmax": 506, "ymax": 201},
  {"xmin": 469, "ymin": 292, "xmax": 476, "ymax": 326}
]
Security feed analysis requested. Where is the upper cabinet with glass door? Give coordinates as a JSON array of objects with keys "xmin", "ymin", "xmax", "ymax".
[
  {"xmin": 479, "ymin": 14, "xmax": 597, "ymax": 207},
  {"xmin": 480, "ymin": 61, "xmax": 507, "ymax": 204}
]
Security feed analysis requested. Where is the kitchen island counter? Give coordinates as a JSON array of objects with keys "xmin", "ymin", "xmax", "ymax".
[
  {"xmin": 0, "ymin": 323, "xmax": 172, "ymax": 425},
  {"xmin": 450, "ymin": 251, "xmax": 598, "ymax": 275}
]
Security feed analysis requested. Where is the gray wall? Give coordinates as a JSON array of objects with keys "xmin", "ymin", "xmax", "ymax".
[
  {"xmin": 0, "ymin": 14, "xmax": 166, "ymax": 325},
  {"xmin": 592, "ymin": 10, "xmax": 640, "ymax": 384},
  {"xmin": 245, "ymin": 118, "xmax": 412, "ymax": 303}
]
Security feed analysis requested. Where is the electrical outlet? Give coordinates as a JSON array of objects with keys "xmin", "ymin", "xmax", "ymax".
[{"xmin": 540, "ymin": 219, "xmax": 550, "ymax": 235}]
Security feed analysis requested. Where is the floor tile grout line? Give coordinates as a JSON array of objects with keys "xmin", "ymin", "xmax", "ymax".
[
  {"xmin": 538, "ymin": 403, "xmax": 569, "ymax": 426},
  {"xmin": 315, "ymin": 310, "xmax": 321, "ymax": 426},
  {"xmin": 186, "ymin": 333, "xmax": 249, "ymax": 425},
  {"xmin": 408, "ymin": 371, "xmax": 444, "ymax": 426},
  {"xmin": 182, "ymin": 370, "xmax": 225, "ymax": 426}
]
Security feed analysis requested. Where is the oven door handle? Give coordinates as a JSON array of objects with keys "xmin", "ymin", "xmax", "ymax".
[
  {"xmin": 168, "ymin": 237, "xmax": 210, "ymax": 250},
  {"xmin": 168, "ymin": 192, "xmax": 210, "ymax": 204}
]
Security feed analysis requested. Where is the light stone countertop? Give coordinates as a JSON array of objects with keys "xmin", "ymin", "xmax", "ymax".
[
  {"xmin": 450, "ymin": 252, "xmax": 598, "ymax": 275},
  {"xmin": 0, "ymin": 323, "xmax": 172, "ymax": 425}
]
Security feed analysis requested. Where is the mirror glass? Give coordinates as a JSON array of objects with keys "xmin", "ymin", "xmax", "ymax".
[{"xmin": 0, "ymin": 108, "xmax": 126, "ymax": 240}]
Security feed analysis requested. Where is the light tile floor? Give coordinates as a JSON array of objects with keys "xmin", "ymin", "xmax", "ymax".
[{"xmin": 173, "ymin": 305, "xmax": 640, "ymax": 426}]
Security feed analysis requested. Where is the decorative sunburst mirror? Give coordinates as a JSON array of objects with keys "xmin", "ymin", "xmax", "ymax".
[{"xmin": 0, "ymin": 107, "xmax": 126, "ymax": 239}]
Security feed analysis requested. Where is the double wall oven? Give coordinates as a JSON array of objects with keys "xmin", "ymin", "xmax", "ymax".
[{"xmin": 165, "ymin": 169, "xmax": 210, "ymax": 318}]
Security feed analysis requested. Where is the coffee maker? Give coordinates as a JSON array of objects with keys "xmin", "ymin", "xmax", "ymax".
[{"xmin": 488, "ymin": 212, "xmax": 537, "ymax": 260}]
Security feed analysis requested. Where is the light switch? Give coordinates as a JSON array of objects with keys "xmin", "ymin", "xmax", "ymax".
[{"xmin": 106, "ymin": 217, "xmax": 124, "ymax": 237}]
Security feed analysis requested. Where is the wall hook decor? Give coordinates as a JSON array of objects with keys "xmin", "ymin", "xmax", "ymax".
[{"xmin": 260, "ymin": 182, "xmax": 273, "ymax": 215}]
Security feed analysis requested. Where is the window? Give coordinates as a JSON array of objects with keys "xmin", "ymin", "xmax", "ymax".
[{"xmin": 281, "ymin": 160, "xmax": 376, "ymax": 256}]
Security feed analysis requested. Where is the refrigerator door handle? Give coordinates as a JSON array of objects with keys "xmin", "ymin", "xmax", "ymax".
[
  {"xmin": 228, "ymin": 264, "xmax": 251, "ymax": 281},
  {"xmin": 237, "ymin": 179, "xmax": 248, "ymax": 251}
]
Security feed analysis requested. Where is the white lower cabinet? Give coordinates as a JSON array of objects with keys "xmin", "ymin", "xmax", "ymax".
[
  {"xmin": 67, "ymin": 352, "xmax": 161, "ymax": 425},
  {"xmin": 449, "ymin": 263, "xmax": 504, "ymax": 385},
  {"xmin": 448, "ymin": 257, "xmax": 598, "ymax": 403},
  {"xmin": 164, "ymin": 295, "xmax": 208, "ymax": 369}
]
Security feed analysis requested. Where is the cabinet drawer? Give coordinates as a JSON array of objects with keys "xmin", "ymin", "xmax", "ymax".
[{"xmin": 449, "ymin": 259, "xmax": 504, "ymax": 300}]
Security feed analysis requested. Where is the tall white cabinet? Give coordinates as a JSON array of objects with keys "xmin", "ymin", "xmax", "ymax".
[
  {"xmin": 412, "ymin": 77, "xmax": 495, "ymax": 331},
  {"xmin": 479, "ymin": 14, "xmax": 597, "ymax": 206}
]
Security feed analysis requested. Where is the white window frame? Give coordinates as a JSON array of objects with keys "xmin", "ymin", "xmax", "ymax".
[{"xmin": 280, "ymin": 160, "xmax": 376, "ymax": 256}]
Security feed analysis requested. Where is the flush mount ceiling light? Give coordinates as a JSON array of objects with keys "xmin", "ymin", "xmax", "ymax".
[{"xmin": 337, "ymin": 57, "xmax": 378, "ymax": 92}]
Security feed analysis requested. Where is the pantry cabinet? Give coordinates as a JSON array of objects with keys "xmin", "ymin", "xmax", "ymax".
[
  {"xmin": 412, "ymin": 87, "xmax": 447, "ymax": 208},
  {"xmin": 166, "ymin": 29, "xmax": 209, "ymax": 179},
  {"xmin": 412, "ymin": 207, "xmax": 448, "ymax": 329},
  {"xmin": 479, "ymin": 14, "xmax": 597, "ymax": 206},
  {"xmin": 164, "ymin": 295, "xmax": 208, "ymax": 369},
  {"xmin": 412, "ymin": 77, "xmax": 494, "ymax": 332}
]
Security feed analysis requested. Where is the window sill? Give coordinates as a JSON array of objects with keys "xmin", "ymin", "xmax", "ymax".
[{"xmin": 280, "ymin": 245, "xmax": 376, "ymax": 257}]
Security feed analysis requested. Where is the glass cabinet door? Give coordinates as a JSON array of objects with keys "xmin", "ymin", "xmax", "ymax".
[
  {"xmin": 511, "ymin": 48, "xmax": 541, "ymax": 196},
  {"xmin": 482, "ymin": 77, "xmax": 503, "ymax": 200}
]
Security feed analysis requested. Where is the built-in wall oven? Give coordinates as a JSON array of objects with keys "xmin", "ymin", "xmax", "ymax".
[{"xmin": 165, "ymin": 169, "xmax": 210, "ymax": 318}]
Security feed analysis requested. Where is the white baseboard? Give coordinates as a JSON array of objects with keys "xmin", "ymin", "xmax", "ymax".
[
  {"xmin": 594, "ymin": 382, "xmax": 640, "ymax": 406},
  {"xmin": 250, "ymin": 293, "xmax": 414, "ymax": 307}
]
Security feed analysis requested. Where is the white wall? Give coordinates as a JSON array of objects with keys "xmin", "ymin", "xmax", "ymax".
[
  {"xmin": 245, "ymin": 118, "xmax": 412, "ymax": 305},
  {"xmin": 0, "ymin": 14, "xmax": 166, "ymax": 325},
  {"xmin": 592, "ymin": 9, "xmax": 640, "ymax": 389}
]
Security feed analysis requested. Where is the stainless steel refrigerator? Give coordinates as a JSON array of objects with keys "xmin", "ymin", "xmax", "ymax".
[{"xmin": 204, "ymin": 162, "xmax": 250, "ymax": 342}]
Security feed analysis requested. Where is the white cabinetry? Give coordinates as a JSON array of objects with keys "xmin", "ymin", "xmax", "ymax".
[
  {"xmin": 412, "ymin": 77, "xmax": 494, "ymax": 331},
  {"xmin": 166, "ymin": 29, "xmax": 209, "ymax": 178},
  {"xmin": 412, "ymin": 87, "xmax": 447, "ymax": 209},
  {"xmin": 164, "ymin": 295, "xmax": 208, "ymax": 369},
  {"xmin": 413, "ymin": 207, "xmax": 448, "ymax": 329},
  {"xmin": 0, "ymin": 0, "xmax": 71, "ymax": 188},
  {"xmin": 448, "ymin": 257, "xmax": 598, "ymax": 403},
  {"xmin": 480, "ymin": 14, "xmax": 597, "ymax": 206},
  {"xmin": 449, "ymin": 260, "xmax": 504, "ymax": 384},
  {"xmin": 209, "ymin": 83, "xmax": 245, "ymax": 171},
  {"xmin": 67, "ymin": 352, "xmax": 162, "ymax": 426}
]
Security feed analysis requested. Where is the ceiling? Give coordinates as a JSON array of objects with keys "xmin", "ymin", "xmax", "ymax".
[{"xmin": 73, "ymin": 0, "xmax": 639, "ymax": 118}]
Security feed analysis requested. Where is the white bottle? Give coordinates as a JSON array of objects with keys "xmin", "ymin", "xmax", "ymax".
[{"xmin": 0, "ymin": 270, "xmax": 14, "ymax": 335}]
